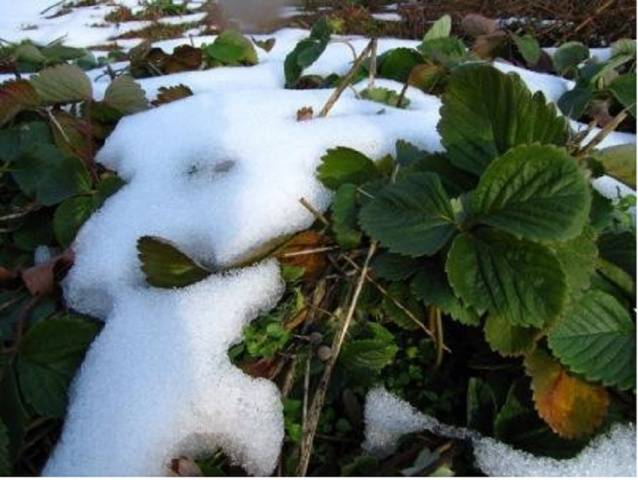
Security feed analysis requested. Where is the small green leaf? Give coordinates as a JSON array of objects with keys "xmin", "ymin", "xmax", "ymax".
[
  {"xmin": 359, "ymin": 86, "xmax": 409, "ymax": 108},
  {"xmin": 137, "ymin": 236, "xmax": 211, "ymax": 288},
  {"xmin": 341, "ymin": 323, "xmax": 398, "ymax": 372},
  {"xmin": 466, "ymin": 377, "xmax": 497, "ymax": 435},
  {"xmin": 594, "ymin": 143, "xmax": 636, "ymax": 189},
  {"xmin": 103, "ymin": 75, "xmax": 148, "ymax": 114},
  {"xmin": 418, "ymin": 37, "xmax": 466, "ymax": 65},
  {"xmin": 53, "ymin": 195, "xmax": 96, "ymax": 247},
  {"xmin": 377, "ymin": 48, "xmax": 424, "ymax": 82},
  {"xmin": 608, "ymin": 73, "xmax": 636, "ymax": 117},
  {"xmin": 424, "ymin": 14, "xmax": 452, "ymax": 41},
  {"xmin": 331, "ymin": 184, "xmax": 361, "ymax": 249},
  {"xmin": 439, "ymin": 65, "xmax": 568, "ymax": 175},
  {"xmin": 411, "ymin": 265, "xmax": 480, "ymax": 326},
  {"xmin": 30, "ymin": 64, "xmax": 92, "ymax": 104},
  {"xmin": 204, "ymin": 30, "xmax": 258, "ymax": 66},
  {"xmin": 511, "ymin": 33, "xmax": 541, "ymax": 66},
  {"xmin": 360, "ymin": 172, "xmax": 456, "ymax": 257},
  {"xmin": 548, "ymin": 290, "xmax": 635, "ymax": 390},
  {"xmin": 17, "ymin": 315, "xmax": 100, "ymax": 418},
  {"xmin": 596, "ymin": 257, "xmax": 634, "ymax": 299},
  {"xmin": 284, "ymin": 18, "xmax": 331, "ymax": 87},
  {"xmin": 558, "ymin": 84, "xmax": 595, "ymax": 119},
  {"xmin": 252, "ymin": 36, "xmax": 276, "ymax": 53},
  {"xmin": 446, "ymin": 229, "xmax": 566, "ymax": 328},
  {"xmin": 316, "ymin": 147, "xmax": 379, "ymax": 190},
  {"xmin": 470, "ymin": 144, "xmax": 591, "ymax": 242},
  {"xmin": 552, "ymin": 42, "xmax": 589, "ymax": 75},
  {"xmin": 484, "ymin": 314, "xmax": 538, "ymax": 356}
]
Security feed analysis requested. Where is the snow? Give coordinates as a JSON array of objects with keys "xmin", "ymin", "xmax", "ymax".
[
  {"xmin": 46, "ymin": 262, "xmax": 285, "ymax": 476},
  {"xmin": 372, "ymin": 13, "xmax": 403, "ymax": 22},
  {"xmin": 364, "ymin": 387, "xmax": 637, "ymax": 477},
  {"xmin": 0, "ymin": 1, "xmax": 633, "ymax": 476}
]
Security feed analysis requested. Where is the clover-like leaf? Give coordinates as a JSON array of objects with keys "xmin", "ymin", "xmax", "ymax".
[
  {"xmin": 470, "ymin": 144, "xmax": 591, "ymax": 241},
  {"xmin": 360, "ymin": 172, "xmax": 456, "ymax": 257},
  {"xmin": 439, "ymin": 65, "xmax": 568, "ymax": 175},
  {"xmin": 548, "ymin": 290, "xmax": 635, "ymax": 391},
  {"xmin": 446, "ymin": 229, "xmax": 566, "ymax": 328},
  {"xmin": 524, "ymin": 349, "xmax": 609, "ymax": 439}
]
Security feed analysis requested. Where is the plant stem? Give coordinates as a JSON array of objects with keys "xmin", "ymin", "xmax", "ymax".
[
  {"xmin": 296, "ymin": 242, "xmax": 377, "ymax": 476},
  {"xmin": 317, "ymin": 40, "xmax": 374, "ymax": 118}
]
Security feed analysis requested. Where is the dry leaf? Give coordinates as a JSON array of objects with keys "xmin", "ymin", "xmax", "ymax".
[
  {"xmin": 473, "ymin": 31, "xmax": 508, "ymax": 59},
  {"xmin": 275, "ymin": 230, "xmax": 329, "ymax": 281},
  {"xmin": 525, "ymin": 349, "xmax": 609, "ymax": 439},
  {"xmin": 21, "ymin": 249, "xmax": 74, "ymax": 297},
  {"xmin": 168, "ymin": 456, "xmax": 202, "ymax": 476},
  {"xmin": 151, "ymin": 84, "xmax": 194, "ymax": 106},
  {"xmin": 296, "ymin": 106, "xmax": 314, "ymax": 121},
  {"xmin": 462, "ymin": 13, "xmax": 500, "ymax": 37}
]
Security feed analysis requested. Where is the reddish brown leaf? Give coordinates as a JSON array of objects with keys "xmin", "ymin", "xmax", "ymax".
[
  {"xmin": 151, "ymin": 84, "xmax": 194, "ymax": 107},
  {"xmin": 21, "ymin": 249, "xmax": 74, "ymax": 297},
  {"xmin": 275, "ymin": 230, "xmax": 330, "ymax": 281},
  {"xmin": 169, "ymin": 456, "xmax": 202, "ymax": 476},
  {"xmin": 296, "ymin": 106, "xmax": 314, "ymax": 121},
  {"xmin": 240, "ymin": 357, "xmax": 279, "ymax": 379},
  {"xmin": 0, "ymin": 79, "xmax": 41, "ymax": 126}
]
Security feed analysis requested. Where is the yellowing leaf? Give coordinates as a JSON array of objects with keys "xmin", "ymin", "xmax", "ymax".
[{"xmin": 524, "ymin": 349, "xmax": 609, "ymax": 439}]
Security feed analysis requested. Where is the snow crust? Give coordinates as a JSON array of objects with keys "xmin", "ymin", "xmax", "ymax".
[
  {"xmin": 0, "ymin": 2, "xmax": 634, "ymax": 476},
  {"xmin": 364, "ymin": 387, "xmax": 637, "ymax": 477}
]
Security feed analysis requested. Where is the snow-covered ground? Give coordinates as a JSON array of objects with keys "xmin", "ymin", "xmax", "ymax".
[{"xmin": 0, "ymin": 1, "xmax": 635, "ymax": 476}]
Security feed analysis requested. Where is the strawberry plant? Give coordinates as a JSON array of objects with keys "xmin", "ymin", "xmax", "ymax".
[{"xmin": 556, "ymin": 39, "xmax": 636, "ymax": 131}]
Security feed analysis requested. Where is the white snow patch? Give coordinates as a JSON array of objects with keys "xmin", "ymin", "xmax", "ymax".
[
  {"xmin": 372, "ymin": 13, "xmax": 403, "ymax": 22},
  {"xmin": 364, "ymin": 387, "xmax": 637, "ymax": 477}
]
